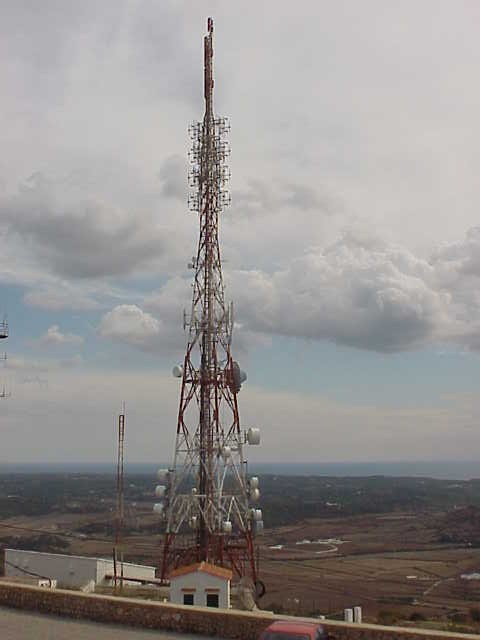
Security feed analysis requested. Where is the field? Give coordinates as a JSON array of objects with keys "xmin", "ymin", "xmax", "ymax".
[
  {"xmin": 1, "ymin": 473, "xmax": 480, "ymax": 631},
  {"xmin": 260, "ymin": 513, "xmax": 480, "ymax": 625}
]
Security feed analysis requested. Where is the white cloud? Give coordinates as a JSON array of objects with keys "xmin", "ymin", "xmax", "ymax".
[
  {"xmin": 98, "ymin": 304, "xmax": 161, "ymax": 348},
  {"xmin": 36, "ymin": 325, "xmax": 84, "ymax": 348}
]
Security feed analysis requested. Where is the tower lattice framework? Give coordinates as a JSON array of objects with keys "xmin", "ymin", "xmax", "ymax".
[{"xmin": 158, "ymin": 18, "xmax": 263, "ymax": 589}]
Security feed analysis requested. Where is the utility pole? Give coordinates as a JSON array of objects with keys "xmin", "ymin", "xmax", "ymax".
[
  {"xmin": 114, "ymin": 404, "xmax": 125, "ymax": 592},
  {"xmin": 0, "ymin": 317, "xmax": 9, "ymax": 398}
]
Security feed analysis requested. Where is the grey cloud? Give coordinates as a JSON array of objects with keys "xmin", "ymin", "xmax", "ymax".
[
  {"xmin": 432, "ymin": 227, "xmax": 480, "ymax": 278},
  {"xmin": 0, "ymin": 173, "xmax": 169, "ymax": 279},
  {"xmin": 284, "ymin": 183, "xmax": 333, "ymax": 212},
  {"xmin": 95, "ymin": 224, "xmax": 480, "ymax": 356},
  {"xmin": 96, "ymin": 226, "xmax": 480, "ymax": 355},
  {"xmin": 230, "ymin": 233, "xmax": 446, "ymax": 353},
  {"xmin": 232, "ymin": 179, "xmax": 334, "ymax": 217},
  {"xmin": 24, "ymin": 288, "xmax": 100, "ymax": 311},
  {"xmin": 158, "ymin": 155, "xmax": 187, "ymax": 201},
  {"xmin": 429, "ymin": 227, "xmax": 480, "ymax": 350},
  {"xmin": 99, "ymin": 231, "xmax": 445, "ymax": 354}
]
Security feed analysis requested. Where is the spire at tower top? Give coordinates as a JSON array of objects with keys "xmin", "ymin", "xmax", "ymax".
[{"xmin": 204, "ymin": 18, "xmax": 214, "ymax": 114}]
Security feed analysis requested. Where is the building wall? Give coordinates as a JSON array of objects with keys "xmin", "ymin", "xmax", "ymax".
[
  {"xmin": 4, "ymin": 550, "xmax": 155, "ymax": 591},
  {"xmin": 170, "ymin": 571, "xmax": 230, "ymax": 609},
  {"xmin": 96, "ymin": 559, "xmax": 156, "ymax": 584},
  {"xmin": 5, "ymin": 550, "xmax": 98, "ymax": 590}
]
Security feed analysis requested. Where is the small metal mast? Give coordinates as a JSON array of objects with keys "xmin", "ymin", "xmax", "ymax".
[
  {"xmin": 0, "ymin": 317, "xmax": 9, "ymax": 398},
  {"xmin": 157, "ymin": 18, "xmax": 264, "ymax": 596},
  {"xmin": 114, "ymin": 404, "xmax": 125, "ymax": 591}
]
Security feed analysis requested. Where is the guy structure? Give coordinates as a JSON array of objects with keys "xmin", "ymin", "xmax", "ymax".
[{"xmin": 156, "ymin": 18, "xmax": 264, "ymax": 595}]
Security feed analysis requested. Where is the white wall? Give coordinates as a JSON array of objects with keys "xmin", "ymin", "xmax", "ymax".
[
  {"xmin": 5, "ymin": 550, "xmax": 97, "ymax": 589},
  {"xmin": 170, "ymin": 571, "xmax": 230, "ymax": 609},
  {"xmin": 5, "ymin": 550, "xmax": 156, "ymax": 590},
  {"xmin": 97, "ymin": 559, "xmax": 156, "ymax": 584}
]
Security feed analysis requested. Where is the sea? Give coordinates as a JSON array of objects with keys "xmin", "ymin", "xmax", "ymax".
[{"xmin": 0, "ymin": 460, "xmax": 479, "ymax": 480}]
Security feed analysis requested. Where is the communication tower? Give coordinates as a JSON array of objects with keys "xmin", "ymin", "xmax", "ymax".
[{"xmin": 156, "ymin": 18, "xmax": 264, "ymax": 597}]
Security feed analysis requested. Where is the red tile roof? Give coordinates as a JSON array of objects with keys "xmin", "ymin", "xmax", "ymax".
[{"xmin": 169, "ymin": 561, "xmax": 232, "ymax": 581}]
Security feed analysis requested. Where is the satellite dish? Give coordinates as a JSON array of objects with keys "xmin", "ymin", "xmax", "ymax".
[
  {"xmin": 230, "ymin": 361, "xmax": 247, "ymax": 393},
  {"xmin": 155, "ymin": 485, "xmax": 166, "ymax": 498},
  {"xmin": 172, "ymin": 365, "xmax": 183, "ymax": 378},
  {"xmin": 255, "ymin": 580, "xmax": 266, "ymax": 599}
]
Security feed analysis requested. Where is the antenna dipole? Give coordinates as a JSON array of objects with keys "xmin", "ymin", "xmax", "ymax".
[{"xmin": 157, "ymin": 18, "xmax": 264, "ymax": 597}]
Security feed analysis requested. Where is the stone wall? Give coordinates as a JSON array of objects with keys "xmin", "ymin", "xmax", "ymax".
[{"xmin": 0, "ymin": 580, "xmax": 478, "ymax": 640}]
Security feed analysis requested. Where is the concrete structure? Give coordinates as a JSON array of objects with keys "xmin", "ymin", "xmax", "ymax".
[
  {"xmin": 0, "ymin": 575, "xmax": 56, "ymax": 589},
  {"xmin": 4, "ymin": 549, "xmax": 155, "ymax": 592},
  {"xmin": 344, "ymin": 609, "xmax": 354, "ymax": 623},
  {"xmin": 169, "ymin": 562, "xmax": 232, "ymax": 609},
  {"xmin": 0, "ymin": 580, "xmax": 477, "ymax": 640}
]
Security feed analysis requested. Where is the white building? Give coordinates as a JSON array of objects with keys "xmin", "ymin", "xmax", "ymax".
[
  {"xmin": 169, "ymin": 561, "xmax": 232, "ymax": 609},
  {"xmin": 4, "ymin": 549, "xmax": 155, "ymax": 592}
]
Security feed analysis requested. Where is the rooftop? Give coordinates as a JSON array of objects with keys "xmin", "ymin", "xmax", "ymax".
[{"xmin": 169, "ymin": 561, "xmax": 233, "ymax": 581}]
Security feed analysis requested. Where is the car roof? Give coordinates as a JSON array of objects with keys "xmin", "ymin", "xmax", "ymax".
[{"xmin": 264, "ymin": 621, "xmax": 321, "ymax": 634}]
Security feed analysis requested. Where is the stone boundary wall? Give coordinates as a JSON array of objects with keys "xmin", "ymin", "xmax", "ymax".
[{"xmin": 0, "ymin": 580, "xmax": 478, "ymax": 640}]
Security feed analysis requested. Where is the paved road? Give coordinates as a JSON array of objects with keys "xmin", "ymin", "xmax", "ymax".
[{"xmin": 0, "ymin": 606, "xmax": 208, "ymax": 640}]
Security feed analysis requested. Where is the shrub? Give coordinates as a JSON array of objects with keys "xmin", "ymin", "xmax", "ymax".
[
  {"xmin": 470, "ymin": 607, "xmax": 480, "ymax": 622},
  {"xmin": 410, "ymin": 612, "xmax": 426, "ymax": 622},
  {"xmin": 450, "ymin": 612, "xmax": 468, "ymax": 624},
  {"xmin": 377, "ymin": 610, "xmax": 398, "ymax": 625}
]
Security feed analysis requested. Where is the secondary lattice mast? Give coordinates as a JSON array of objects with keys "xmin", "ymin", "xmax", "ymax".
[{"xmin": 155, "ymin": 18, "xmax": 263, "ymax": 592}]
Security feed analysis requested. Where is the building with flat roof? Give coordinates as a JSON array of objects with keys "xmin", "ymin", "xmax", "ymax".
[{"xmin": 4, "ymin": 549, "xmax": 155, "ymax": 592}]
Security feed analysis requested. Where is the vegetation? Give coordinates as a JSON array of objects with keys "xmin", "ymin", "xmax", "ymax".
[{"xmin": 2, "ymin": 472, "xmax": 480, "ymax": 530}]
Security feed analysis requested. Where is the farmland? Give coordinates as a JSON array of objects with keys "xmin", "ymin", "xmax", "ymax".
[{"xmin": 1, "ymin": 473, "xmax": 480, "ymax": 630}]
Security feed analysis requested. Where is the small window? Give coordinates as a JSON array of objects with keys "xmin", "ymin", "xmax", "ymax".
[
  {"xmin": 183, "ymin": 593, "xmax": 194, "ymax": 605},
  {"xmin": 206, "ymin": 593, "xmax": 219, "ymax": 608}
]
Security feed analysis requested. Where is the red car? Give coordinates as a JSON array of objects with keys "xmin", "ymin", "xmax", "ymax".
[{"xmin": 259, "ymin": 620, "xmax": 328, "ymax": 640}]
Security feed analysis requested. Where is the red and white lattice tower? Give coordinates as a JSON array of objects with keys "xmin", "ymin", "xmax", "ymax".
[{"xmin": 156, "ymin": 18, "xmax": 263, "ymax": 592}]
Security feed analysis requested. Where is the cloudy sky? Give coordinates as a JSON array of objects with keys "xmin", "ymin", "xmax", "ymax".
[{"xmin": 1, "ymin": 0, "xmax": 480, "ymax": 464}]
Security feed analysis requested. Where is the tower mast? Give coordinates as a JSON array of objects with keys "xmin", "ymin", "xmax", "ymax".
[
  {"xmin": 156, "ymin": 18, "xmax": 264, "ymax": 594},
  {"xmin": 114, "ymin": 404, "xmax": 125, "ymax": 591}
]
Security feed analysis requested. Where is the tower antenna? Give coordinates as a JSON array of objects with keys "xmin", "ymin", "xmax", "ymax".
[{"xmin": 156, "ymin": 18, "xmax": 264, "ymax": 598}]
